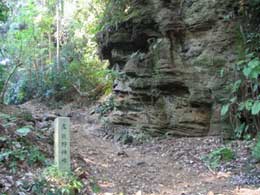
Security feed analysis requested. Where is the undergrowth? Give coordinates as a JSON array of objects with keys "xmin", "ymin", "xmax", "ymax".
[
  {"xmin": 202, "ymin": 147, "xmax": 235, "ymax": 170},
  {"xmin": 221, "ymin": 0, "xmax": 260, "ymax": 141},
  {"xmin": 0, "ymin": 108, "xmax": 87, "ymax": 194},
  {"xmin": 0, "ymin": 112, "xmax": 47, "ymax": 173},
  {"xmin": 31, "ymin": 166, "xmax": 83, "ymax": 195}
]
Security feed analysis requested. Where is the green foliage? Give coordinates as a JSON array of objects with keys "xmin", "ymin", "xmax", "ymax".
[
  {"xmin": 96, "ymin": 96, "xmax": 115, "ymax": 117},
  {"xmin": 242, "ymin": 57, "xmax": 260, "ymax": 79},
  {"xmin": 16, "ymin": 126, "xmax": 32, "ymax": 137},
  {"xmin": 0, "ymin": 0, "xmax": 111, "ymax": 104},
  {"xmin": 5, "ymin": 75, "xmax": 35, "ymax": 104},
  {"xmin": 0, "ymin": 1, "xmax": 8, "ymax": 22},
  {"xmin": 100, "ymin": 0, "xmax": 131, "ymax": 28},
  {"xmin": 249, "ymin": 0, "xmax": 260, "ymax": 7},
  {"xmin": 234, "ymin": 123, "xmax": 250, "ymax": 139},
  {"xmin": 221, "ymin": 51, "xmax": 260, "ymax": 138},
  {"xmin": 27, "ymin": 147, "xmax": 46, "ymax": 166},
  {"xmin": 90, "ymin": 181, "xmax": 101, "ymax": 193},
  {"xmin": 0, "ymin": 112, "xmax": 16, "ymax": 122},
  {"xmin": 16, "ymin": 111, "xmax": 34, "ymax": 121},
  {"xmin": 202, "ymin": 147, "xmax": 234, "ymax": 170},
  {"xmin": 221, "ymin": 104, "xmax": 230, "ymax": 117},
  {"xmin": 79, "ymin": 175, "xmax": 100, "ymax": 193},
  {"xmin": 0, "ymin": 140, "xmax": 46, "ymax": 172},
  {"xmin": 31, "ymin": 166, "xmax": 83, "ymax": 195},
  {"xmin": 0, "ymin": 111, "xmax": 46, "ymax": 172},
  {"xmin": 251, "ymin": 101, "xmax": 260, "ymax": 115},
  {"xmin": 221, "ymin": 5, "xmax": 260, "ymax": 138},
  {"xmin": 100, "ymin": 0, "xmax": 151, "ymax": 30}
]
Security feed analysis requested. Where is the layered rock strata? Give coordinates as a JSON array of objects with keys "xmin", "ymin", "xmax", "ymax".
[{"xmin": 97, "ymin": 0, "xmax": 239, "ymax": 136}]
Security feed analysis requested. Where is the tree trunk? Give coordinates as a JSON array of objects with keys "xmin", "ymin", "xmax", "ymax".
[
  {"xmin": 48, "ymin": 32, "xmax": 52, "ymax": 62},
  {"xmin": 56, "ymin": 0, "xmax": 62, "ymax": 71},
  {"xmin": 0, "ymin": 63, "xmax": 22, "ymax": 104}
]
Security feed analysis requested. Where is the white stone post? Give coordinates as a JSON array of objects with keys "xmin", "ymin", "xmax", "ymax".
[{"xmin": 54, "ymin": 117, "xmax": 71, "ymax": 172}]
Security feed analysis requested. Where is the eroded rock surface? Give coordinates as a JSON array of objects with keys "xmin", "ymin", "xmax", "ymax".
[{"xmin": 97, "ymin": 0, "xmax": 239, "ymax": 136}]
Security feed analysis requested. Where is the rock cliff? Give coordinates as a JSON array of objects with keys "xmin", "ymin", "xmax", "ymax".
[{"xmin": 97, "ymin": 0, "xmax": 240, "ymax": 136}]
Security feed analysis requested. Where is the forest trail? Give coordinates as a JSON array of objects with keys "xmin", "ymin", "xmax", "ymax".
[{"xmin": 21, "ymin": 100, "xmax": 259, "ymax": 195}]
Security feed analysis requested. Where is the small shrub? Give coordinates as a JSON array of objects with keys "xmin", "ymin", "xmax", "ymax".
[
  {"xmin": 31, "ymin": 166, "xmax": 83, "ymax": 195},
  {"xmin": 5, "ymin": 77, "xmax": 35, "ymax": 104},
  {"xmin": 220, "ymin": 2, "xmax": 260, "ymax": 138},
  {"xmin": 0, "ymin": 138, "xmax": 46, "ymax": 172},
  {"xmin": 96, "ymin": 96, "xmax": 115, "ymax": 117},
  {"xmin": 203, "ymin": 147, "xmax": 235, "ymax": 170},
  {"xmin": 27, "ymin": 147, "xmax": 46, "ymax": 166}
]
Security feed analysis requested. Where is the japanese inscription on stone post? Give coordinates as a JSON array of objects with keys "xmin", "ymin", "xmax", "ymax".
[{"xmin": 54, "ymin": 117, "xmax": 70, "ymax": 172}]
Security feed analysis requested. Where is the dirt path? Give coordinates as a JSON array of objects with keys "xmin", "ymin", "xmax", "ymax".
[{"xmin": 21, "ymin": 101, "xmax": 260, "ymax": 195}]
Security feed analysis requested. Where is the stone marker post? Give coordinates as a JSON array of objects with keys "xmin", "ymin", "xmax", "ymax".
[{"xmin": 54, "ymin": 117, "xmax": 71, "ymax": 172}]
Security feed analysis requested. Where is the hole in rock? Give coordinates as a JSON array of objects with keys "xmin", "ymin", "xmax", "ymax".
[{"xmin": 157, "ymin": 82, "xmax": 190, "ymax": 97}]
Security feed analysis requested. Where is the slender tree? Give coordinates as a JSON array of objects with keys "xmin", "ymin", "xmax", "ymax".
[{"xmin": 56, "ymin": 0, "xmax": 62, "ymax": 71}]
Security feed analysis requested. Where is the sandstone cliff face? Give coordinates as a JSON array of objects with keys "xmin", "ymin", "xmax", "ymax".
[{"xmin": 97, "ymin": 0, "xmax": 239, "ymax": 136}]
